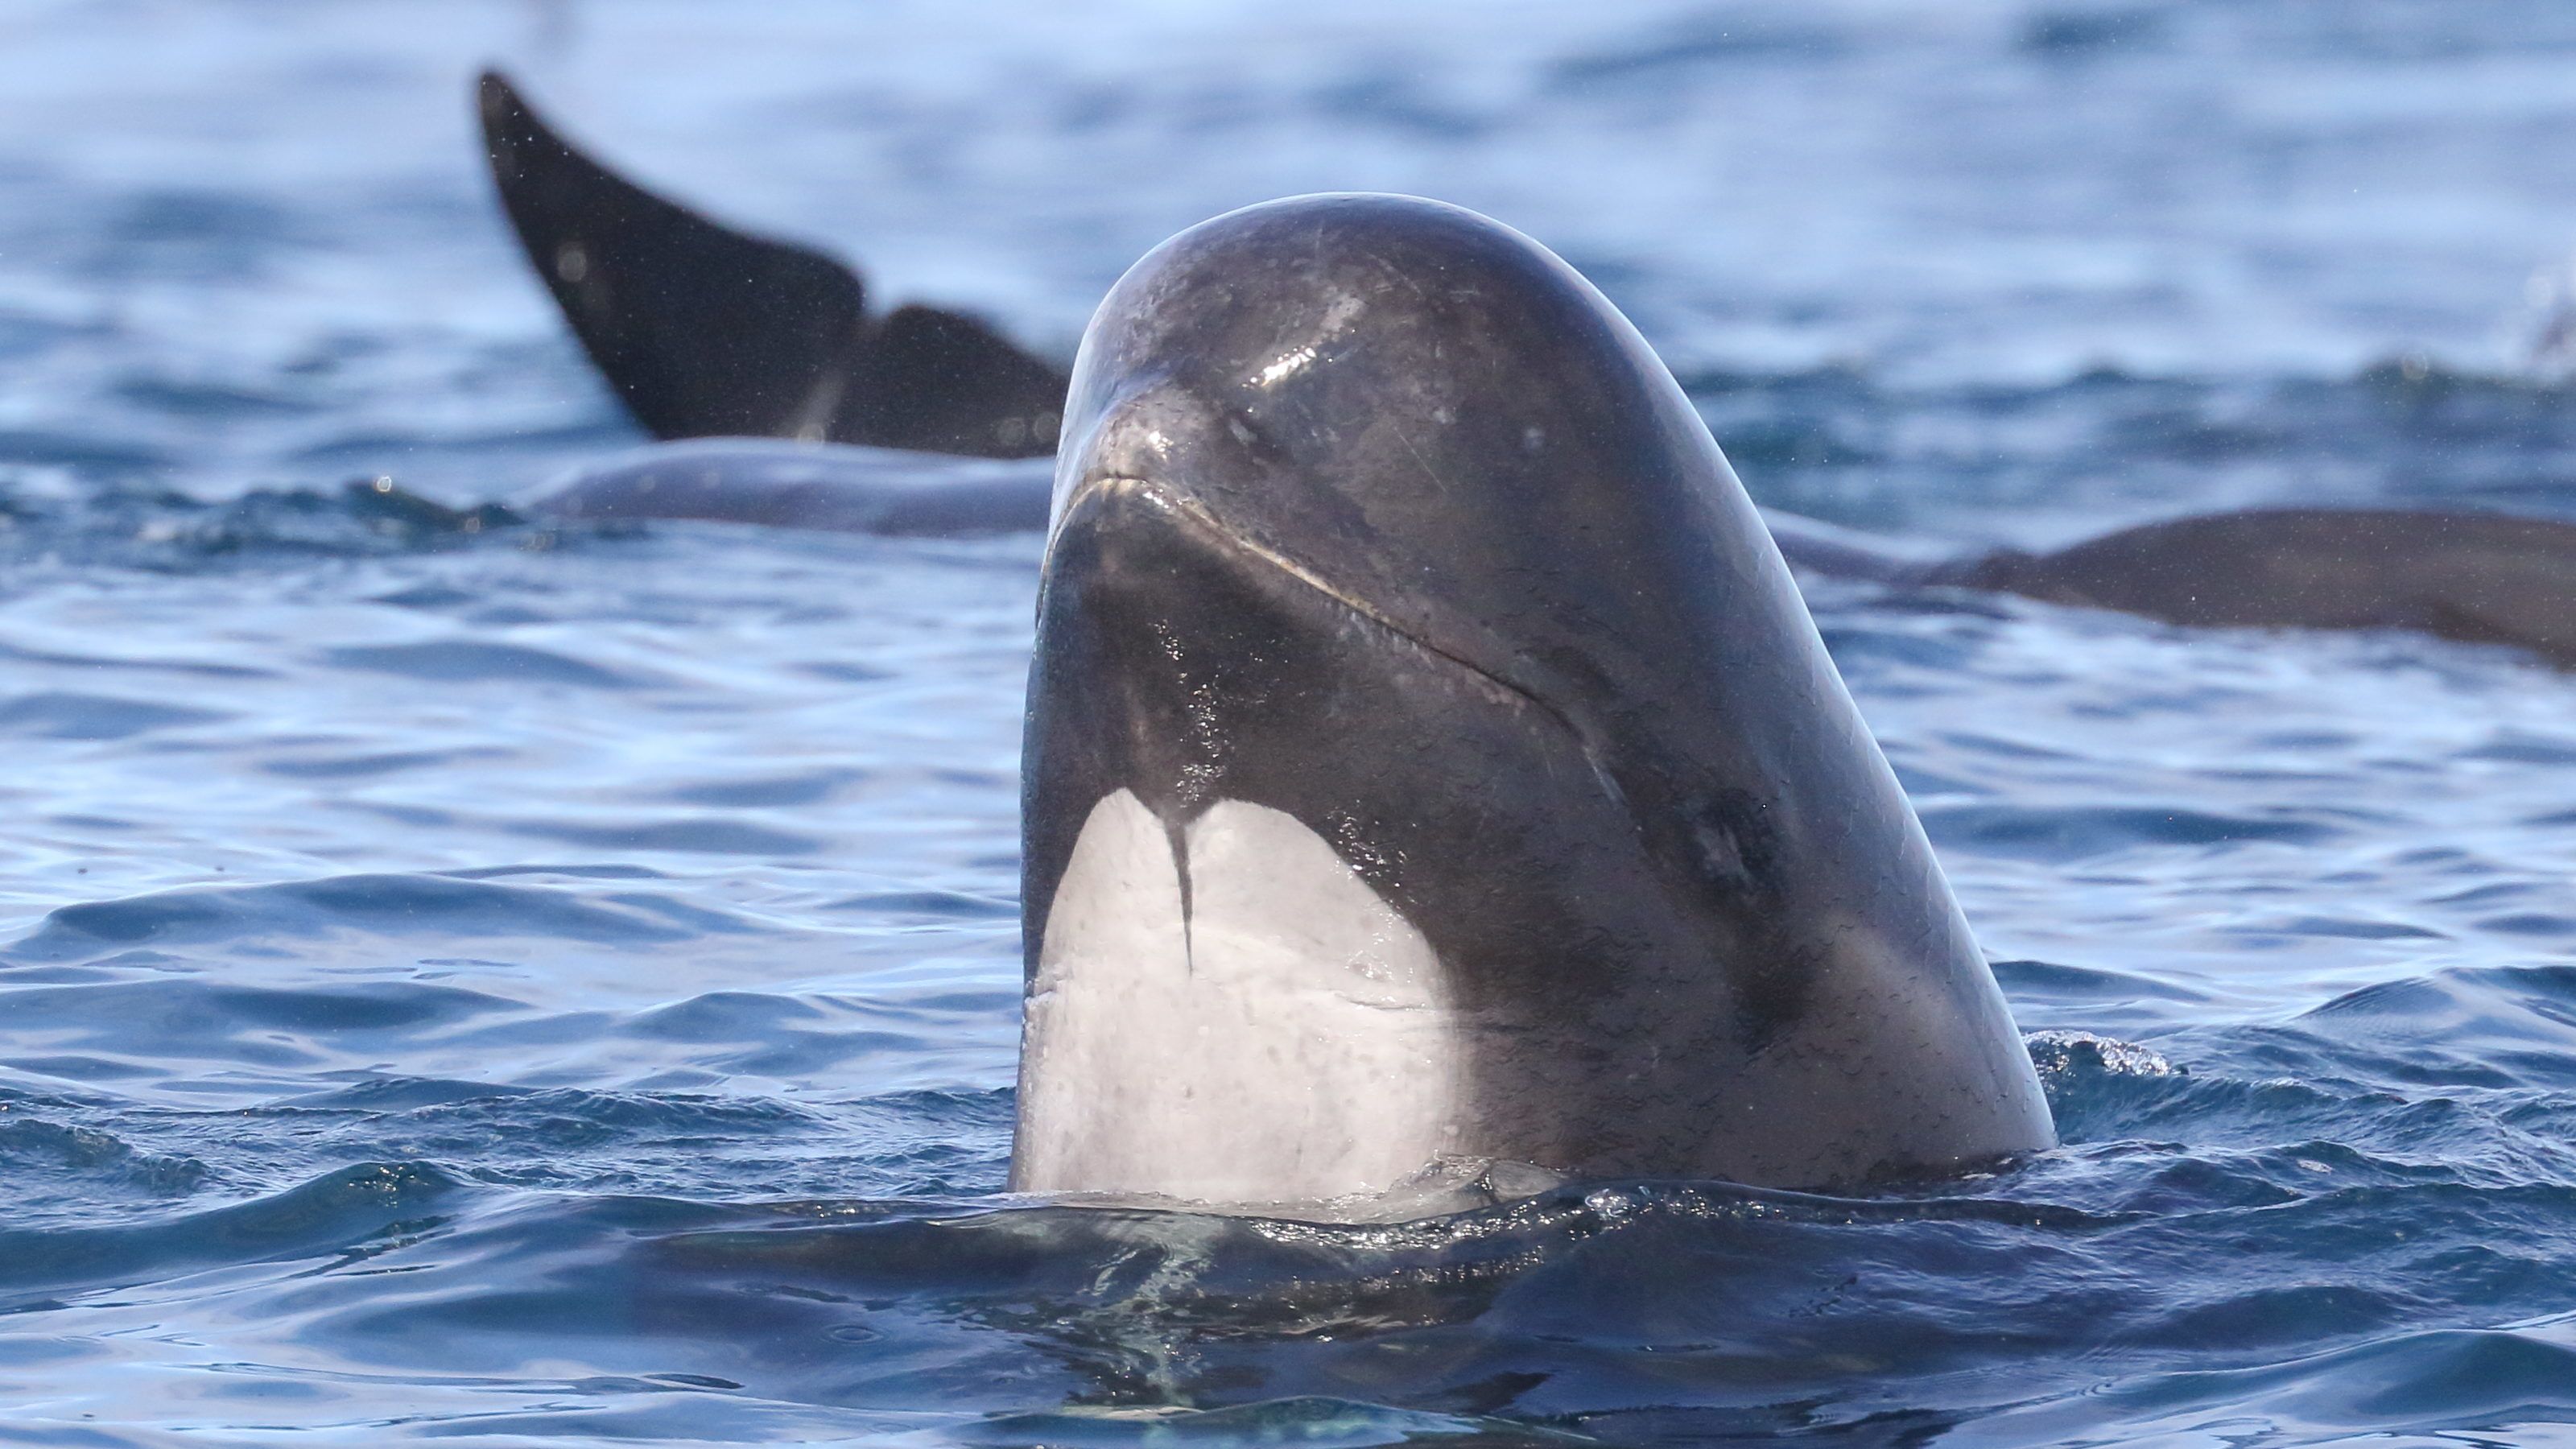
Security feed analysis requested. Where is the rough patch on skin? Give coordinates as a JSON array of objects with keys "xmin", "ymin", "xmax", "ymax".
[{"xmin": 1014, "ymin": 789, "xmax": 1462, "ymax": 1207}]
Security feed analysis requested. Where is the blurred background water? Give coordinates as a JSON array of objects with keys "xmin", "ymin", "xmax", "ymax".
[{"xmin": 6, "ymin": 2, "xmax": 2576, "ymax": 1443}]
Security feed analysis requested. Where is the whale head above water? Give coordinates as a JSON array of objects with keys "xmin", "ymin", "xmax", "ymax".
[{"xmin": 1014, "ymin": 194, "xmax": 2055, "ymax": 1216}]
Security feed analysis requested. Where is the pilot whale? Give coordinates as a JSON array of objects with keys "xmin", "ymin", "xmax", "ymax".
[
  {"xmin": 1010, "ymin": 193, "xmax": 2055, "ymax": 1207},
  {"xmin": 488, "ymin": 75, "xmax": 2059, "ymax": 1203},
  {"xmin": 485, "ymin": 71, "xmax": 2576, "ymax": 675}
]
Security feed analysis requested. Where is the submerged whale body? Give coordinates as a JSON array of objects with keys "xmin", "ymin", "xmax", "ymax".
[
  {"xmin": 1012, "ymin": 194, "xmax": 2055, "ymax": 1211},
  {"xmin": 486, "ymin": 69, "xmax": 2576, "ymax": 675},
  {"xmin": 532, "ymin": 441, "xmax": 2576, "ymax": 671}
]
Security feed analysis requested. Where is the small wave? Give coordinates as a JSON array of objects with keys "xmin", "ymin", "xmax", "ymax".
[
  {"xmin": 323, "ymin": 639, "xmax": 645, "ymax": 690},
  {"xmin": 0, "ymin": 690, "xmax": 229, "ymax": 741},
  {"xmin": 0, "ymin": 976, "xmax": 518, "ymax": 1094},
  {"xmin": 0, "ymin": 1115, "xmax": 210, "ymax": 1210},
  {"xmin": 0, "ymin": 1160, "xmax": 460, "ymax": 1307},
  {"xmin": 1549, "ymin": 14, "xmax": 1849, "ymax": 90},
  {"xmin": 256, "ymin": 745, "xmax": 516, "ymax": 780},
  {"xmin": 2037, "ymin": 1322, "xmax": 2576, "ymax": 1443},
  {"xmin": 965, "ymin": 1396, "xmax": 1571, "ymax": 1447},
  {"xmin": 279, "ymin": 1076, "xmax": 542, "ymax": 1112},
  {"xmin": 1993, "ymin": 958, "xmax": 2212, "ymax": 1008},
  {"xmin": 7, "ymin": 873, "xmax": 712, "ymax": 963},
  {"xmin": 2025, "ymin": 1029, "xmax": 2195, "ymax": 1146},
  {"xmin": 2021, "ymin": 7, "xmax": 2168, "ymax": 55},
  {"xmin": 2029, "ymin": 1029, "xmax": 2183, "ymax": 1080},
  {"xmin": 1921, "ymin": 802, "xmax": 2336, "ymax": 860},
  {"xmin": 0, "ymin": 479, "xmax": 559, "ymax": 572},
  {"xmin": 826, "ymin": 889, "xmax": 1018, "ymax": 920},
  {"xmin": 504, "ymin": 817, "xmax": 823, "ymax": 856},
  {"xmin": 2294, "ymin": 965, "xmax": 2576, "ymax": 1092},
  {"xmin": 663, "ymin": 769, "xmax": 862, "ymax": 808},
  {"xmin": 113, "ymin": 374, "xmax": 312, "ymax": 419},
  {"xmin": 258, "ymin": 1087, "xmax": 840, "ymax": 1173},
  {"xmin": 0, "ymin": 427, "xmax": 179, "ymax": 476}
]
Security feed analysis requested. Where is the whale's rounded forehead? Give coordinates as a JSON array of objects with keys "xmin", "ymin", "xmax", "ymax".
[
  {"xmin": 1146, "ymin": 193, "xmax": 1556, "ymax": 299},
  {"xmin": 1055, "ymin": 192, "xmax": 1721, "ymax": 617},
  {"xmin": 1083, "ymin": 193, "xmax": 1613, "ymax": 393}
]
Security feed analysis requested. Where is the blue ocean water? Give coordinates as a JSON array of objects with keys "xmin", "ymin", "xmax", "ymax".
[{"xmin": 6, "ymin": 2, "xmax": 2576, "ymax": 1443}]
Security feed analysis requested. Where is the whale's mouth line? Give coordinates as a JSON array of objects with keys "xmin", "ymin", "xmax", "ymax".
[
  {"xmin": 1051, "ymin": 469, "xmax": 1637, "ymax": 824},
  {"xmin": 1054, "ymin": 471, "xmax": 1567, "ymax": 723}
]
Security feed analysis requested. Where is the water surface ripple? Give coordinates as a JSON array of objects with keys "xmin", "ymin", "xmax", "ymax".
[{"xmin": 6, "ymin": 2, "xmax": 2576, "ymax": 1444}]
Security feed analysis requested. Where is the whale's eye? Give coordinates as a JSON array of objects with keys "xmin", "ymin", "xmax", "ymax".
[
  {"xmin": 1684, "ymin": 790, "xmax": 1775, "ymax": 898},
  {"xmin": 1222, "ymin": 407, "xmax": 1290, "ymax": 464}
]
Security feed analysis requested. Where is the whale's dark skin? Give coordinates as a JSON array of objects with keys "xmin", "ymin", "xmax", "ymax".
[
  {"xmin": 479, "ymin": 72, "xmax": 1065, "ymax": 456},
  {"xmin": 1927, "ymin": 510, "xmax": 2576, "ymax": 667},
  {"xmin": 1014, "ymin": 194, "xmax": 2055, "ymax": 1197},
  {"xmin": 486, "ymin": 70, "xmax": 2576, "ymax": 674}
]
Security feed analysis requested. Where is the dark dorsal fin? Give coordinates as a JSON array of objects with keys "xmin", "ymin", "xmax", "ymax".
[
  {"xmin": 478, "ymin": 71, "xmax": 865, "ymax": 440},
  {"xmin": 843, "ymin": 304, "xmax": 1071, "ymax": 456},
  {"xmin": 476, "ymin": 71, "xmax": 1067, "ymax": 457}
]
